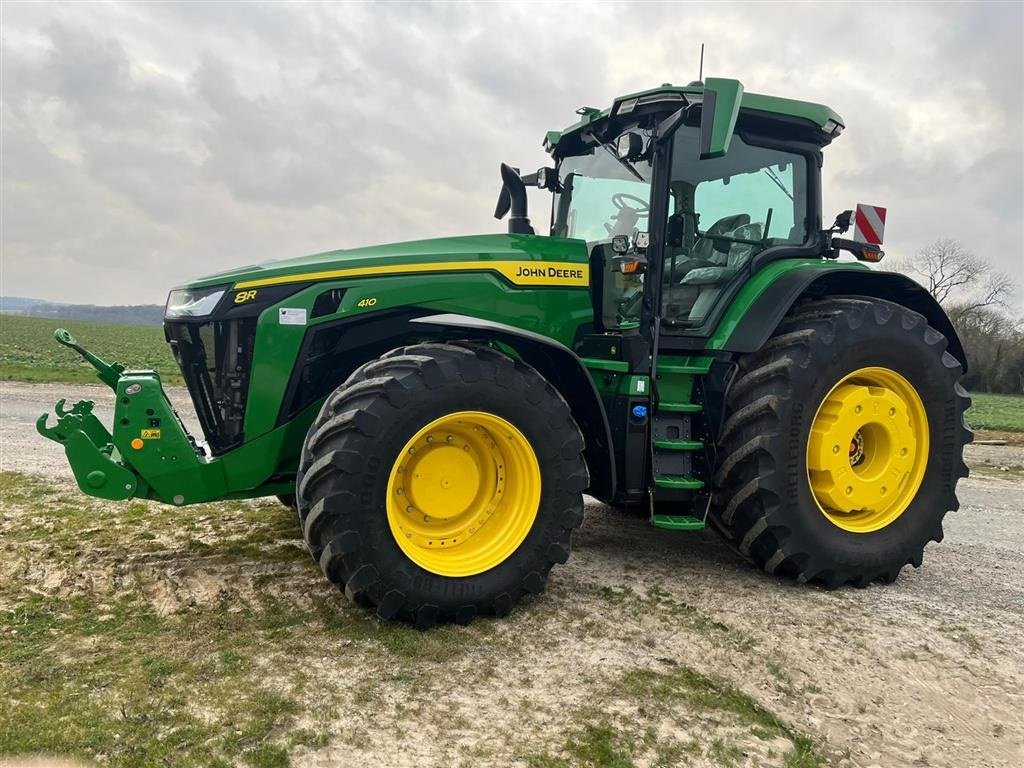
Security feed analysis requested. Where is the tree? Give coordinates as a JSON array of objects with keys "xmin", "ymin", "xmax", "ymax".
[
  {"xmin": 891, "ymin": 239, "xmax": 1022, "ymax": 394},
  {"xmin": 893, "ymin": 238, "xmax": 1014, "ymax": 317}
]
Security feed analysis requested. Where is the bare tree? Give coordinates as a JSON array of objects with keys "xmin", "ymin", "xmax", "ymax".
[
  {"xmin": 893, "ymin": 238, "xmax": 1015, "ymax": 315},
  {"xmin": 891, "ymin": 239, "xmax": 1022, "ymax": 393}
]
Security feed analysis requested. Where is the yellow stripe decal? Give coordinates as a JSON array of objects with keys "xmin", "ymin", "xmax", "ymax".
[{"xmin": 233, "ymin": 260, "xmax": 589, "ymax": 290}]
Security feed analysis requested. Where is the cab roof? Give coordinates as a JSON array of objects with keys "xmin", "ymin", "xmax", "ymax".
[{"xmin": 544, "ymin": 79, "xmax": 844, "ymax": 157}]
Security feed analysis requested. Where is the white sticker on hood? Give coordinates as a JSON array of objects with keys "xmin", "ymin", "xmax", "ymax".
[{"xmin": 279, "ymin": 308, "xmax": 307, "ymax": 326}]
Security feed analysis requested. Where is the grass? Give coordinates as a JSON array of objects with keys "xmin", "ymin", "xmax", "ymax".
[
  {"xmin": 0, "ymin": 471, "xmax": 482, "ymax": 766},
  {"xmin": 0, "ymin": 471, "xmax": 826, "ymax": 767},
  {"xmin": 0, "ymin": 314, "xmax": 182, "ymax": 385},
  {"xmin": 965, "ymin": 393, "xmax": 1024, "ymax": 433},
  {"xmin": 2, "ymin": 311, "xmax": 1021, "ymax": 438}
]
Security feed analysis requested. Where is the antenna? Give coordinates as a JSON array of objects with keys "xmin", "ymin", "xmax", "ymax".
[{"xmin": 699, "ymin": 43, "xmax": 704, "ymax": 83}]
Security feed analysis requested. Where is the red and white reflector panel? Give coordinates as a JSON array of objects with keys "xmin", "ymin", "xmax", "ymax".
[{"xmin": 852, "ymin": 204, "xmax": 886, "ymax": 245}]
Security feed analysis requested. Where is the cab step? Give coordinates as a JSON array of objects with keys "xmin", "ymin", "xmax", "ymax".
[
  {"xmin": 653, "ymin": 474, "xmax": 704, "ymax": 490},
  {"xmin": 651, "ymin": 514, "xmax": 706, "ymax": 531},
  {"xmin": 653, "ymin": 438, "xmax": 703, "ymax": 451},
  {"xmin": 657, "ymin": 401, "xmax": 703, "ymax": 414}
]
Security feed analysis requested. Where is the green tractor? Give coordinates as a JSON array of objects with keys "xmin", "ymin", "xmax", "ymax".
[{"xmin": 40, "ymin": 78, "xmax": 971, "ymax": 628}]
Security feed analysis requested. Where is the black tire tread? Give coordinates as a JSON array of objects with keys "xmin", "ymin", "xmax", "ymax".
[
  {"xmin": 709, "ymin": 296, "xmax": 972, "ymax": 588},
  {"xmin": 296, "ymin": 342, "xmax": 587, "ymax": 628}
]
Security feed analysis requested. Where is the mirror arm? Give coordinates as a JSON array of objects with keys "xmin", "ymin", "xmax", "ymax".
[{"xmin": 655, "ymin": 105, "xmax": 690, "ymax": 141}]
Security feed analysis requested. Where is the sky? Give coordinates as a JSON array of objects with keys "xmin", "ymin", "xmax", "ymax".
[{"xmin": 2, "ymin": 1, "xmax": 1022, "ymax": 306}]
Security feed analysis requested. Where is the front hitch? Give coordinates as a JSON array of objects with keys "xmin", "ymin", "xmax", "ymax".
[
  {"xmin": 37, "ymin": 400, "xmax": 141, "ymax": 500},
  {"xmin": 38, "ymin": 328, "xmax": 228, "ymax": 504}
]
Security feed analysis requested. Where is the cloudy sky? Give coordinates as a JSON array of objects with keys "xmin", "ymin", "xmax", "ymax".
[{"xmin": 2, "ymin": 1, "xmax": 1022, "ymax": 305}]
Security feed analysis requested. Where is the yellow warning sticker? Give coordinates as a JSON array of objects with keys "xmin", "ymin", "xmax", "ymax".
[{"xmin": 141, "ymin": 429, "xmax": 161, "ymax": 440}]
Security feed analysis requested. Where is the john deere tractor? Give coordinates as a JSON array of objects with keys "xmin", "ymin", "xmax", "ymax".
[{"xmin": 40, "ymin": 78, "xmax": 971, "ymax": 628}]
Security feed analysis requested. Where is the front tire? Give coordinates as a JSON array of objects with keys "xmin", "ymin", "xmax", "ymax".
[
  {"xmin": 709, "ymin": 297, "xmax": 972, "ymax": 587},
  {"xmin": 296, "ymin": 342, "xmax": 588, "ymax": 628}
]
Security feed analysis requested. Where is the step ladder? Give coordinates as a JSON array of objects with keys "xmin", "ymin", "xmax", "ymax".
[{"xmin": 649, "ymin": 356, "xmax": 712, "ymax": 531}]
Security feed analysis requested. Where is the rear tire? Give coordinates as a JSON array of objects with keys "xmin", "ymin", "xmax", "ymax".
[
  {"xmin": 709, "ymin": 296, "xmax": 971, "ymax": 587},
  {"xmin": 296, "ymin": 342, "xmax": 588, "ymax": 628}
]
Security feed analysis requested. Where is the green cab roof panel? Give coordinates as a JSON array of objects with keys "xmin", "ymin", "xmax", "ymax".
[{"xmin": 546, "ymin": 78, "xmax": 844, "ymax": 154}]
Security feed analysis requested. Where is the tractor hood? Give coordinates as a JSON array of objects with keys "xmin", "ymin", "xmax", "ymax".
[{"xmin": 178, "ymin": 233, "xmax": 587, "ymax": 292}]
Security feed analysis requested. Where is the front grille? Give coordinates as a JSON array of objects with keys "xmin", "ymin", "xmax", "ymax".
[{"xmin": 165, "ymin": 317, "xmax": 257, "ymax": 454}]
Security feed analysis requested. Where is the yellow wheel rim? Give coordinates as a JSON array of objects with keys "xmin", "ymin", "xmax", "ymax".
[
  {"xmin": 806, "ymin": 367, "xmax": 929, "ymax": 533},
  {"xmin": 386, "ymin": 411, "xmax": 541, "ymax": 577}
]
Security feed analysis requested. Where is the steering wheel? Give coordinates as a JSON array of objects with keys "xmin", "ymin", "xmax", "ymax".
[{"xmin": 611, "ymin": 193, "xmax": 649, "ymax": 215}]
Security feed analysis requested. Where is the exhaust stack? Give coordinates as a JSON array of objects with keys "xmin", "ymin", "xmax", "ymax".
[{"xmin": 493, "ymin": 163, "xmax": 534, "ymax": 235}]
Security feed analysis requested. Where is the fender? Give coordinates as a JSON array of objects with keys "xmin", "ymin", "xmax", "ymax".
[
  {"xmin": 411, "ymin": 313, "xmax": 617, "ymax": 502},
  {"xmin": 715, "ymin": 266, "xmax": 968, "ymax": 369}
]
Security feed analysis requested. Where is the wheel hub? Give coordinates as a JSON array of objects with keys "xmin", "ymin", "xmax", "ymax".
[
  {"xmin": 386, "ymin": 411, "xmax": 541, "ymax": 577},
  {"xmin": 806, "ymin": 367, "xmax": 929, "ymax": 532}
]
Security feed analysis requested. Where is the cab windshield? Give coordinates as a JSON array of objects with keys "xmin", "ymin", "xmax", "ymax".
[
  {"xmin": 551, "ymin": 146, "xmax": 652, "ymax": 244},
  {"xmin": 550, "ymin": 140, "xmax": 653, "ymax": 331}
]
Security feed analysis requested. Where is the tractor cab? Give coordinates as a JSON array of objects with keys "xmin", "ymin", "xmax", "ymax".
[{"xmin": 510, "ymin": 79, "xmax": 845, "ymax": 342}]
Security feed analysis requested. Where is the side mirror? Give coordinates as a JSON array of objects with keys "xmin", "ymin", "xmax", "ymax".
[
  {"xmin": 831, "ymin": 210, "xmax": 854, "ymax": 233},
  {"xmin": 616, "ymin": 132, "xmax": 645, "ymax": 162},
  {"xmin": 536, "ymin": 167, "xmax": 558, "ymax": 191}
]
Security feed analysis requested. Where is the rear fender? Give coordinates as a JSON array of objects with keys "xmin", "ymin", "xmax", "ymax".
[
  {"xmin": 411, "ymin": 313, "xmax": 617, "ymax": 502},
  {"xmin": 717, "ymin": 266, "xmax": 967, "ymax": 369}
]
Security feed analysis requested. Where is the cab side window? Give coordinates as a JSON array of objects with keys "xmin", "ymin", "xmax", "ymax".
[{"xmin": 661, "ymin": 128, "xmax": 807, "ymax": 331}]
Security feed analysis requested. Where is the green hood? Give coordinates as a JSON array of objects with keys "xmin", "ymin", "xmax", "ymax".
[{"xmin": 183, "ymin": 233, "xmax": 588, "ymax": 291}]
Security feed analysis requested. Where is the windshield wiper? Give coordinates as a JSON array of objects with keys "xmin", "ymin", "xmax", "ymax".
[
  {"xmin": 762, "ymin": 167, "xmax": 793, "ymax": 201},
  {"xmin": 579, "ymin": 126, "xmax": 646, "ymax": 182}
]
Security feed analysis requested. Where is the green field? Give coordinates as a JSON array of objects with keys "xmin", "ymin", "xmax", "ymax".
[
  {"xmin": 0, "ymin": 314, "xmax": 182, "ymax": 385},
  {"xmin": 2, "ymin": 314, "xmax": 1022, "ymax": 434},
  {"xmin": 965, "ymin": 393, "xmax": 1024, "ymax": 433}
]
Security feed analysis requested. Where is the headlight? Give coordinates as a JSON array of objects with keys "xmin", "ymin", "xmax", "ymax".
[{"xmin": 164, "ymin": 286, "xmax": 227, "ymax": 319}]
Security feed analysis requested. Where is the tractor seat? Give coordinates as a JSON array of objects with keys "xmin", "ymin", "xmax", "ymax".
[{"xmin": 681, "ymin": 222, "xmax": 763, "ymax": 287}]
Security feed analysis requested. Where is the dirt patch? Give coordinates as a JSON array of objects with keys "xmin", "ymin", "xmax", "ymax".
[{"xmin": 2, "ymin": 472, "xmax": 1023, "ymax": 766}]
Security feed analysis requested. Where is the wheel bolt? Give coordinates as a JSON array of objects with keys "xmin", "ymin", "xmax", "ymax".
[
  {"xmin": 845, "ymin": 486, "xmax": 853, "ymax": 495},
  {"xmin": 408, "ymin": 447, "xmax": 416, "ymax": 454},
  {"xmin": 406, "ymin": 505, "xmax": 414, "ymax": 513},
  {"xmin": 396, "ymin": 488, "xmax": 403, "ymax": 495},
  {"xmin": 423, "ymin": 515, "xmax": 430, "ymax": 522},
  {"xmin": 446, "ymin": 435, "xmax": 454, "ymax": 443},
  {"xmin": 833, "ymin": 445, "xmax": 840, "ymax": 454},
  {"xmin": 881, "ymin": 486, "xmax": 887, "ymax": 495},
  {"xmin": 854, "ymin": 405, "xmax": 862, "ymax": 414},
  {"xmin": 900, "ymin": 448, "xmax": 907, "ymax": 456},
  {"xmin": 889, "ymin": 407, "xmax": 896, "ymax": 417},
  {"xmin": 426, "ymin": 435, "xmax": 434, "ymax": 443}
]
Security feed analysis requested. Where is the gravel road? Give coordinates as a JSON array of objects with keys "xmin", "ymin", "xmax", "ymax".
[{"xmin": 2, "ymin": 381, "xmax": 1022, "ymax": 767}]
